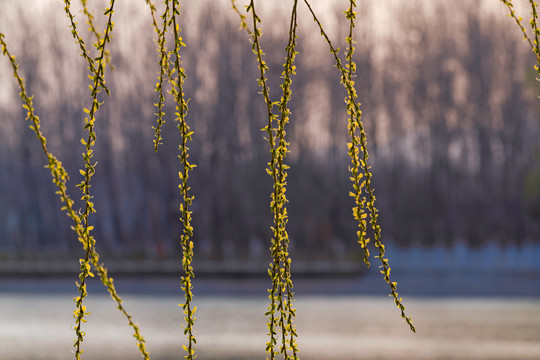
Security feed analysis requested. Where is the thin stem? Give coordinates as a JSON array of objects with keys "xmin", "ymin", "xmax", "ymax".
[
  {"xmin": 152, "ymin": 0, "xmax": 172, "ymax": 151},
  {"xmin": 231, "ymin": 0, "xmax": 250, "ymax": 31},
  {"xmin": 1, "ymin": 32, "xmax": 150, "ymax": 359},
  {"xmin": 79, "ymin": 0, "xmax": 113, "ymax": 69},
  {"xmin": 500, "ymin": 1, "xmax": 539, "ymax": 60}
]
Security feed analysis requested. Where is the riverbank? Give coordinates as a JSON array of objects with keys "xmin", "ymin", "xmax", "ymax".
[{"xmin": 0, "ymin": 267, "xmax": 538, "ymax": 298}]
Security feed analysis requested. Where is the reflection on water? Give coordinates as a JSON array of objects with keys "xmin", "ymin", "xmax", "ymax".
[{"xmin": 0, "ymin": 276, "xmax": 539, "ymax": 360}]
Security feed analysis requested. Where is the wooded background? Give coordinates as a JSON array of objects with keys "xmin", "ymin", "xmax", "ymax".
[{"xmin": 1, "ymin": 0, "xmax": 539, "ymax": 261}]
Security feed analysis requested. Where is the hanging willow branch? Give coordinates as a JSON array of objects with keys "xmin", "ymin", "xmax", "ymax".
[
  {"xmin": 344, "ymin": 0, "xmax": 370, "ymax": 268},
  {"xmin": 303, "ymin": 0, "xmax": 415, "ymax": 333},
  {"xmin": 67, "ymin": 1, "xmax": 117, "ymax": 356},
  {"xmin": 167, "ymin": 0, "xmax": 197, "ymax": 358},
  {"xmin": 0, "ymin": 31, "xmax": 150, "ymax": 359},
  {"xmin": 67, "ymin": 0, "xmax": 151, "ymax": 358},
  {"xmin": 500, "ymin": 0, "xmax": 540, "ymax": 80},
  {"xmin": 2, "ymin": 2, "xmax": 151, "ymax": 359},
  {"xmin": 63, "ymin": 0, "xmax": 109, "ymax": 96},
  {"xmin": 239, "ymin": 0, "xmax": 300, "ymax": 357},
  {"xmin": 231, "ymin": 0, "xmax": 249, "ymax": 31},
  {"xmin": 149, "ymin": 0, "xmax": 197, "ymax": 357},
  {"xmin": 244, "ymin": 2, "xmax": 282, "ymax": 357},
  {"xmin": 79, "ymin": 0, "xmax": 113, "ymax": 69},
  {"xmin": 1, "ymin": 36, "xmax": 89, "ymax": 359},
  {"xmin": 152, "ymin": 0, "xmax": 172, "ymax": 151},
  {"xmin": 277, "ymin": 2, "xmax": 300, "ymax": 358}
]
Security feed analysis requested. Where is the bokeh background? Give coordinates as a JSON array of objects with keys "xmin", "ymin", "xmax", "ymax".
[{"xmin": 0, "ymin": 0, "xmax": 539, "ymax": 359}]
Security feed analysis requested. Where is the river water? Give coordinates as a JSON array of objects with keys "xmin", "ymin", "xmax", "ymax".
[{"xmin": 1, "ymin": 273, "xmax": 539, "ymax": 360}]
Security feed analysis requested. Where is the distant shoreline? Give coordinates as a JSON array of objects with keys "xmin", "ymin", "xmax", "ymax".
[
  {"xmin": 0, "ymin": 258, "xmax": 364, "ymax": 278},
  {"xmin": 0, "ymin": 270, "xmax": 539, "ymax": 298}
]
